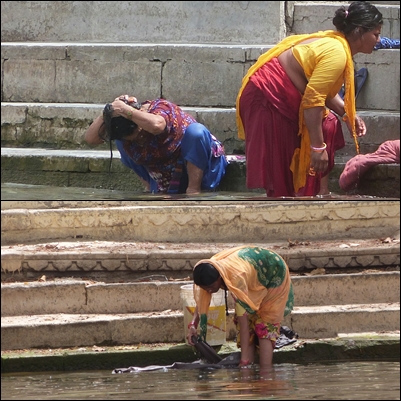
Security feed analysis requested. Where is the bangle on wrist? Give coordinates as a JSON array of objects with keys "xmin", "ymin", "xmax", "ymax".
[
  {"xmin": 188, "ymin": 321, "xmax": 198, "ymax": 329},
  {"xmin": 310, "ymin": 142, "xmax": 327, "ymax": 153}
]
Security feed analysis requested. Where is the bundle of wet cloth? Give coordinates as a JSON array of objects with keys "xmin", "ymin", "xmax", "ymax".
[
  {"xmin": 339, "ymin": 140, "xmax": 400, "ymax": 192},
  {"xmin": 112, "ymin": 326, "xmax": 298, "ymax": 373}
]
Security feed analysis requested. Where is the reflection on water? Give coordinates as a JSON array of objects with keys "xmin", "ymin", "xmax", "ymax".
[
  {"xmin": 1, "ymin": 361, "xmax": 399, "ymax": 400},
  {"xmin": 1, "ymin": 183, "xmax": 387, "ymax": 201}
]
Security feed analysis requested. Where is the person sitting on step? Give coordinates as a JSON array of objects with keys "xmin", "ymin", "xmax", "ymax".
[{"xmin": 85, "ymin": 95, "xmax": 228, "ymax": 195}]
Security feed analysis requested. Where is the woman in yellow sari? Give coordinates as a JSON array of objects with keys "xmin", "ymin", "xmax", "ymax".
[
  {"xmin": 236, "ymin": 1, "xmax": 383, "ymax": 197},
  {"xmin": 186, "ymin": 246, "xmax": 294, "ymax": 368}
]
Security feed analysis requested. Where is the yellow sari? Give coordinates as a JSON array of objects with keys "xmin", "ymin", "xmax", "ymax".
[
  {"xmin": 193, "ymin": 246, "xmax": 294, "ymax": 341},
  {"xmin": 236, "ymin": 30, "xmax": 357, "ymax": 192}
]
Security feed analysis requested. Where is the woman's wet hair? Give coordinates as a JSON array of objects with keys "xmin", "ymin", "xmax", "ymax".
[
  {"xmin": 333, "ymin": 1, "xmax": 383, "ymax": 35},
  {"xmin": 99, "ymin": 101, "xmax": 142, "ymax": 172},
  {"xmin": 100, "ymin": 102, "xmax": 141, "ymax": 142},
  {"xmin": 193, "ymin": 263, "xmax": 220, "ymax": 286}
]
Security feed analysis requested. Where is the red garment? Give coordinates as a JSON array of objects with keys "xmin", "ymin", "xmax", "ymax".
[
  {"xmin": 239, "ymin": 58, "xmax": 345, "ymax": 197},
  {"xmin": 339, "ymin": 140, "xmax": 400, "ymax": 191}
]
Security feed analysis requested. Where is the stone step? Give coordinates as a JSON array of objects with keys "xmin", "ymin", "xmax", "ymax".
[
  {"xmin": 1, "ymin": 43, "xmax": 399, "ymax": 111},
  {"xmin": 1, "ymin": 147, "xmax": 400, "ymax": 197},
  {"xmin": 1, "ymin": 272, "xmax": 399, "ymax": 316},
  {"xmin": 0, "ymin": 2, "xmax": 287, "ymax": 45},
  {"xmin": 1, "ymin": 201, "xmax": 400, "ymax": 245},
  {"xmin": 282, "ymin": 302, "xmax": 400, "ymax": 339},
  {"xmin": 2, "ymin": 242, "xmax": 400, "ymax": 279},
  {"xmin": 1, "ymin": 302, "xmax": 399, "ymax": 350},
  {"xmin": 1, "ymin": 103, "xmax": 399, "ymax": 155},
  {"xmin": 1, "ymin": 236, "xmax": 400, "ymax": 278},
  {"xmin": 1, "ymin": 2, "xmax": 398, "ymax": 44}
]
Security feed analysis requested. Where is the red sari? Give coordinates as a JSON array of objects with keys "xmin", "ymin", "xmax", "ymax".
[{"xmin": 239, "ymin": 57, "xmax": 345, "ymax": 197}]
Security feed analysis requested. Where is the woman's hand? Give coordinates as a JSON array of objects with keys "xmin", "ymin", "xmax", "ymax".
[
  {"xmin": 110, "ymin": 95, "xmax": 139, "ymax": 118},
  {"xmin": 187, "ymin": 325, "xmax": 198, "ymax": 345},
  {"xmin": 310, "ymin": 149, "xmax": 329, "ymax": 174},
  {"xmin": 110, "ymin": 99, "xmax": 130, "ymax": 118},
  {"xmin": 115, "ymin": 94, "xmax": 138, "ymax": 104},
  {"xmin": 346, "ymin": 114, "xmax": 367, "ymax": 138}
]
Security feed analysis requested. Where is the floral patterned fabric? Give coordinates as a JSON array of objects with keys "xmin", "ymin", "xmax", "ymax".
[
  {"xmin": 122, "ymin": 99, "xmax": 196, "ymax": 192},
  {"xmin": 233, "ymin": 303, "xmax": 281, "ymax": 348}
]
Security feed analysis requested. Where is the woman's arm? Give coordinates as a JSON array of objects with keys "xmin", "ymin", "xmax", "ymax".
[
  {"xmin": 303, "ymin": 106, "xmax": 329, "ymax": 174},
  {"xmin": 186, "ymin": 306, "xmax": 200, "ymax": 345},
  {"xmin": 326, "ymin": 94, "xmax": 367, "ymax": 138},
  {"xmin": 84, "ymin": 114, "xmax": 106, "ymax": 145},
  {"xmin": 326, "ymin": 94, "xmax": 345, "ymax": 117}
]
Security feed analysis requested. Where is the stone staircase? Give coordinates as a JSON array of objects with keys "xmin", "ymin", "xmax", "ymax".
[
  {"xmin": 1, "ymin": 272, "xmax": 400, "ymax": 350},
  {"xmin": 1, "ymin": 1, "xmax": 400, "ymax": 197},
  {"xmin": 1, "ymin": 200, "xmax": 400, "ymax": 351}
]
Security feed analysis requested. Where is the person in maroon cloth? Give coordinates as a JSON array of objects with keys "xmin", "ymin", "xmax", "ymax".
[{"xmin": 235, "ymin": 1, "xmax": 383, "ymax": 197}]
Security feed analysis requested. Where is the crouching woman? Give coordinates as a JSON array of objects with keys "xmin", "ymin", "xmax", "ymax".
[{"xmin": 186, "ymin": 245, "xmax": 294, "ymax": 368}]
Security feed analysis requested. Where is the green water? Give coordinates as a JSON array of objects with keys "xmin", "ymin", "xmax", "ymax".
[
  {"xmin": 1, "ymin": 183, "xmax": 385, "ymax": 201},
  {"xmin": 1, "ymin": 361, "xmax": 399, "ymax": 400}
]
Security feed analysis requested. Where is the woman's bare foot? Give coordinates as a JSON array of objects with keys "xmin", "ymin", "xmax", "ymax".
[
  {"xmin": 316, "ymin": 192, "xmax": 332, "ymax": 198},
  {"xmin": 186, "ymin": 161, "xmax": 203, "ymax": 194},
  {"xmin": 138, "ymin": 177, "xmax": 151, "ymax": 192},
  {"xmin": 186, "ymin": 188, "xmax": 201, "ymax": 195},
  {"xmin": 317, "ymin": 175, "xmax": 330, "ymax": 196}
]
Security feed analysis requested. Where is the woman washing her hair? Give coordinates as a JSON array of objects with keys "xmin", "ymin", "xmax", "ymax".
[
  {"xmin": 186, "ymin": 246, "xmax": 294, "ymax": 368},
  {"xmin": 236, "ymin": 1, "xmax": 383, "ymax": 197},
  {"xmin": 85, "ymin": 95, "xmax": 227, "ymax": 195}
]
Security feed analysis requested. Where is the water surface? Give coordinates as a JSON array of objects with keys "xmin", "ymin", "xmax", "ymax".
[
  {"xmin": 1, "ymin": 361, "xmax": 399, "ymax": 400},
  {"xmin": 1, "ymin": 183, "xmax": 387, "ymax": 201}
]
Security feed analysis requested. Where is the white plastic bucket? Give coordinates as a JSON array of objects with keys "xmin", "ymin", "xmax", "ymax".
[{"xmin": 180, "ymin": 284, "xmax": 226, "ymax": 346}]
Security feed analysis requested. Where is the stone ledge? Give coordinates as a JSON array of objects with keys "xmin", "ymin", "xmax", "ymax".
[
  {"xmin": 1, "ymin": 336, "xmax": 400, "ymax": 373},
  {"xmin": 1, "ymin": 302, "xmax": 400, "ymax": 351},
  {"xmin": 1, "ymin": 239, "xmax": 400, "ymax": 280},
  {"xmin": 1, "ymin": 201, "xmax": 400, "ymax": 245},
  {"xmin": 1, "ymin": 104, "xmax": 399, "ymax": 154},
  {"xmin": 1, "ymin": 271, "xmax": 399, "ymax": 315},
  {"xmin": 1, "ymin": 304, "xmax": 399, "ymax": 350},
  {"xmin": 1, "ymin": 334, "xmax": 399, "ymax": 374},
  {"xmin": 1, "ymin": 148, "xmax": 400, "ymax": 197},
  {"xmin": 1, "ymin": 44, "xmax": 399, "ymax": 111}
]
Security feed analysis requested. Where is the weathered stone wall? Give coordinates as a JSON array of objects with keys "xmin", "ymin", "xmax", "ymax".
[{"xmin": 1, "ymin": 1, "xmax": 285, "ymax": 44}]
